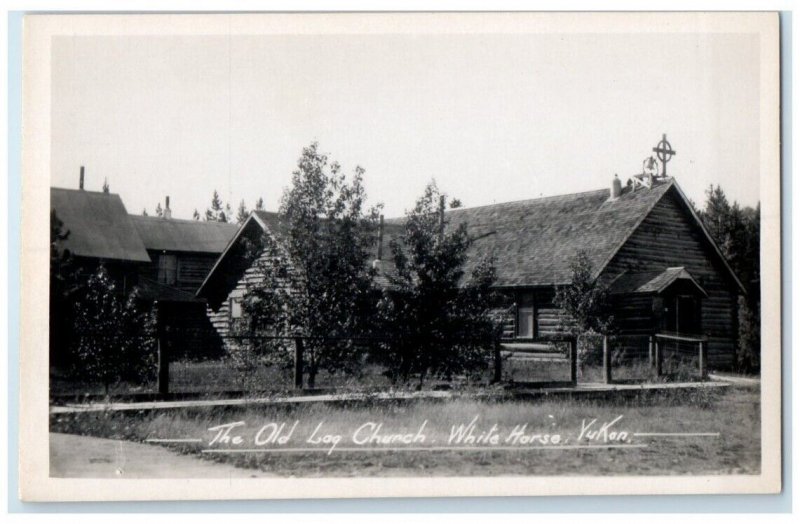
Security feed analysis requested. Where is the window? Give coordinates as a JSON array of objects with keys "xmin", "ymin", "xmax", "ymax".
[
  {"xmin": 516, "ymin": 292, "xmax": 535, "ymax": 338},
  {"xmin": 229, "ymin": 289, "xmax": 244, "ymax": 324},
  {"xmin": 157, "ymin": 254, "xmax": 177, "ymax": 285},
  {"xmin": 230, "ymin": 298, "xmax": 242, "ymax": 319}
]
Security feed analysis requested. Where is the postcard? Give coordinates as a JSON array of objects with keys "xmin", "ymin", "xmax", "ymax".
[{"xmin": 19, "ymin": 11, "xmax": 781, "ymax": 501}]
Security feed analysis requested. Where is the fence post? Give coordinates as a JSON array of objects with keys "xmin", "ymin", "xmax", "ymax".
[
  {"xmin": 654, "ymin": 337, "xmax": 662, "ymax": 377},
  {"xmin": 698, "ymin": 340, "xmax": 707, "ymax": 380},
  {"xmin": 569, "ymin": 337, "xmax": 578, "ymax": 386},
  {"xmin": 157, "ymin": 318, "xmax": 169, "ymax": 398},
  {"xmin": 602, "ymin": 335, "xmax": 612, "ymax": 384},
  {"xmin": 294, "ymin": 337, "xmax": 304, "ymax": 390},
  {"xmin": 648, "ymin": 336, "xmax": 654, "ymax": 368},
  {"xmin": 492, "ymin": 341, "xmax": 502, "ymax": 384}
]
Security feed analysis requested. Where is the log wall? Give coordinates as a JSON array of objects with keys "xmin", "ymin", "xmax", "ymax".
[{"xmin": 602, "ymin": 189, "xmax": 740, "ymax": 368}]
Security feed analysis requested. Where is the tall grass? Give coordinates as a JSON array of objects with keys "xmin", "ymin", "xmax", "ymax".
[{"xmin": 51, "ymin": 386, "xmax": 759, "ymax": 477}]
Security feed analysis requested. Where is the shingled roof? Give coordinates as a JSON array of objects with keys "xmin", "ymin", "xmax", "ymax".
[
  {"xmin": 199, "ymin": 177, "xmax": 745, "ymax": 302},
  {"xmin": 51, "ymin": 187, "xmax": 151, "ymax": 262},
  {"xmin": 607, "ymin": 267, "xmax": 709, "ymax": 297},
  {"xmin": 130, "ymin": 215, "xmax": 238, "ymax": 253},
  {"xmin": 383, "ymin": 179, "xmax": 675, "ymax": 287}
]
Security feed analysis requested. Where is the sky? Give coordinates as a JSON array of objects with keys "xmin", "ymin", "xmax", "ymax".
[{"xmin": 50, "ymin": 32, "xmax": 761, "ymax": 219}]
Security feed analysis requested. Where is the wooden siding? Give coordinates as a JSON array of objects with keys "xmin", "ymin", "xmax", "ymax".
[
  {"xmin": 139, "ymin": 250, "xmax": 220, "ymax": 293},
  {"xmin": 602, "ymin": 188, "xmax": 739, "ymax": 368},
  {"xmin": 206, "ymin": 235, "xmax": 296, "ymax": 343},
  {"xmin": 497, "ymin": 288, "xmax": 573, "ymax": 340}
]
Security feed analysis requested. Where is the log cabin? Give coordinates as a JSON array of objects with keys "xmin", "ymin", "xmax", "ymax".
[
  {"xmin": 197, "ymin": 173, "xmax": 746, "ymax": 370},
  {"xmin": 50, "ymin": 181, "xmax": 238, "ymax": 361}
]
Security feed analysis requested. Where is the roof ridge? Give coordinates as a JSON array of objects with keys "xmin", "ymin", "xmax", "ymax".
[
  {"xmin": 51, "ymin": 186, "xmax": 121, "ymax": 197},
  {"xmin": 130, "ymin": 214, "xmax": 239, "ymax": 226},
  {"xmin": 384, "ymin": 187, "xmax": 611, "ymax": 220}
]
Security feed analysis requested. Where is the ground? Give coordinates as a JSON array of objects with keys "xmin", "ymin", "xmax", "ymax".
[{"xmin": 50, "ymin": 384, "xmax": 760, "ymax": 477}]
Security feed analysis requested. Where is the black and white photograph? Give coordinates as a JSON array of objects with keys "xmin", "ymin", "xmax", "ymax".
[{"xmin": 18, "ymin": 11, "xmax": 781, "ymax": 501}]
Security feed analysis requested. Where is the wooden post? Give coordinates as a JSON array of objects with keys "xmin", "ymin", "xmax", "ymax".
[
  {"xmin": 654, "ymin": 338, "xmax": 662, "ymax": 377},
  {"xmin": 438, "ymin": 195, "xmax": 446, "ymax": 241},
  {"xmin": 569, "ymin": 337, "xmax": 578, "ymax": 386},
  {"xmin": 294, "ymin": 337, "xmax": 304, "ymax": 390},
  {"xmin": 698, "ymin": 340, "xmax": 707, "ymax": 380},
  {"xmin": 602, "ymin": 335, "xmax": 612, "ymax": 384},
  {"xmin": 648, "ymin": 336, "xmax": 655, "ymax": 368},
  {"xmin": 492, "ymin": 342, "xmax": 502, "ymax": 384},
  {"xmin": 157, "ymin": 308, "xmax": 169, "ymax": 398}
]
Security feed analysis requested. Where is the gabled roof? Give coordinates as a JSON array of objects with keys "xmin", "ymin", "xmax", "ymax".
[
  {"xmin": 196, "ymin": 211, "xmax": 289, "ymax": 308},
  {"xmin": 198, "ymin": 177, "xmax": 746, "ymax": 303},
  {"xmin": 135, "ymin": 277, "xmax": 205, "ymax": 303},
  {"xmin": 129, "ymin": 215, "xmax": 238, "ymax": 254},
  {"xmin": 385, "ymin": 180, "xmax": 676, "ymax": 288},
  {"xmin": 608, "ymin": 267, "xmax": 709, "ymax": 297},
  {"xmin": 51, "ymin": 187, "xmax": 151, "ymax": 263}
]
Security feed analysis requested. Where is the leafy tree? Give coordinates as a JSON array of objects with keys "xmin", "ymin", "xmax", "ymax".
[
  {"xmin": 373, "ymin": 182, "xmax": 501, "ymax": 386},
  {"xmin": 554, "ymin": 250, "xmax": 614, "ymax": 365},
  {"xmin": 236, "ymin": 200, "xmax": 249, "ymax": 225},
  {"xmin": 71, "ymin": 266, "xmax": 156, "ymax": 394},
  {"xmin": 238, "ymin": 143, "xmax": 381, "ymax": 387}
]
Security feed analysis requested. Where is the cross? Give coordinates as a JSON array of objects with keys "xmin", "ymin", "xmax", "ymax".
[{"xmin": 652, "ymin": 133, "xmax": 676, "ymax": 177}]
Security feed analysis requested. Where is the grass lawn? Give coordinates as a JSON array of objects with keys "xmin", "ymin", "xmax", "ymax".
[
  {"xmin": 50, "ymin": 385, "xmax": 760, "ymax": 477},
  {"xmin": 52, "ymin": 352, "xmax": 709, "ymax": 400}
]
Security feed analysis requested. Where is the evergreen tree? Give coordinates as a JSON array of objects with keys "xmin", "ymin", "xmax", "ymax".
[
  {"xmin": 205, "ymin": 190, "xmax": 227, "ymax": 222},
  {"xmin": 193, "ymin": 208, "xmax": 201, "ymax": 221},
  {"xmin": 155, "ymin": 202, "xmax": 163, "ymax": 217},
  {"xmin": 142, "ymin": 208, "xmax": 149, "ymax": 217},
  {"xmin": 236, "ymin": 200, "xmax": 249, "ymax": 224},
  {"xmin": 697, "ymin": 184, "xmax": 760, "ymax": 373},
  {"xmin": 102, "ymin": 178, "xmax": 110, "ymax": 193},
  {"xmin": 50, "ymin": 210, "xmax": 80, "ymax": 369},
  {"xmin": 255, "ymin": 197, "xmax": 265, "ymax": 211}
]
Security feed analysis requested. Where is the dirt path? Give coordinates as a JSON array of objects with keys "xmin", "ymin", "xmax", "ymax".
[{"xmin": 50, "ymin": 432, "xmax": 270, "ymax": 478}]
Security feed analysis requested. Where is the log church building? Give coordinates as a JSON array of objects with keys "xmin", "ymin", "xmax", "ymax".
[{"xmin": 197, "ymin": 137, "xmax": 746, "ymax": 369}]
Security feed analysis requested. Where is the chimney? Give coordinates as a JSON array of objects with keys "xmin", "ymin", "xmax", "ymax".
[
  {"xmin": 609, "ymin": 174, "xmax": 622, "ymax": 200},
  {"xmin": 79, "ymin": 166, "xmax": 85, "ymax": 190},
  {"xmin": 163, "ymin": 196, "xmax": 172, "ymax": 219}
]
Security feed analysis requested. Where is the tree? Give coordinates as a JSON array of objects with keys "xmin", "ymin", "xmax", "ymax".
[
  {"xmin": 50, "ymin": 210, "xmax": 81, "ymax": 369},
  {"xmin": 236, "ymin": 200, "xmax": 249, "ymax": 224},
  {"xmin": 554, "ymin": 250, "xmax": 614, "ymax": 365},
  {"xmin": 239, "ymin": 143, "xmax": 381, "ymax": 387},
  {"xmin": 697, "ymin": 185, "xmax": 760, "ymax": 372},
  {"xmin": 255, "ymin": 197, "xmax": 265, "ymax": 211},
  {"xmin": 205, "ymin": 190, "xmax": 228, "ymax": 222},
  {"xmin": 155, "ymin": 202, "xmax": 163, "ymax": 217},
  {"xmin": 142, "ymin": 208, "xmax": 149, "ymax": 217},
  {"xmin": 192, "ymin": 208, "xmax": 201, "ymax": 221},
  {"xmin": 71, "ymin": 266, "xmax": 156, "ymax": 394},
  {"xmin": 102, "ymin": 178, "xmax": 110, "ymax": 193},
  {"xmin": 372, "ymin": 182, "xmax": 501, "ymax": 386}
]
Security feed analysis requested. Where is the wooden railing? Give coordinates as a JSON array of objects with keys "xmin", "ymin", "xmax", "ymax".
[{"xmin": 651, "ymin": 332, "xmax": 709, "ymax": 379}]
